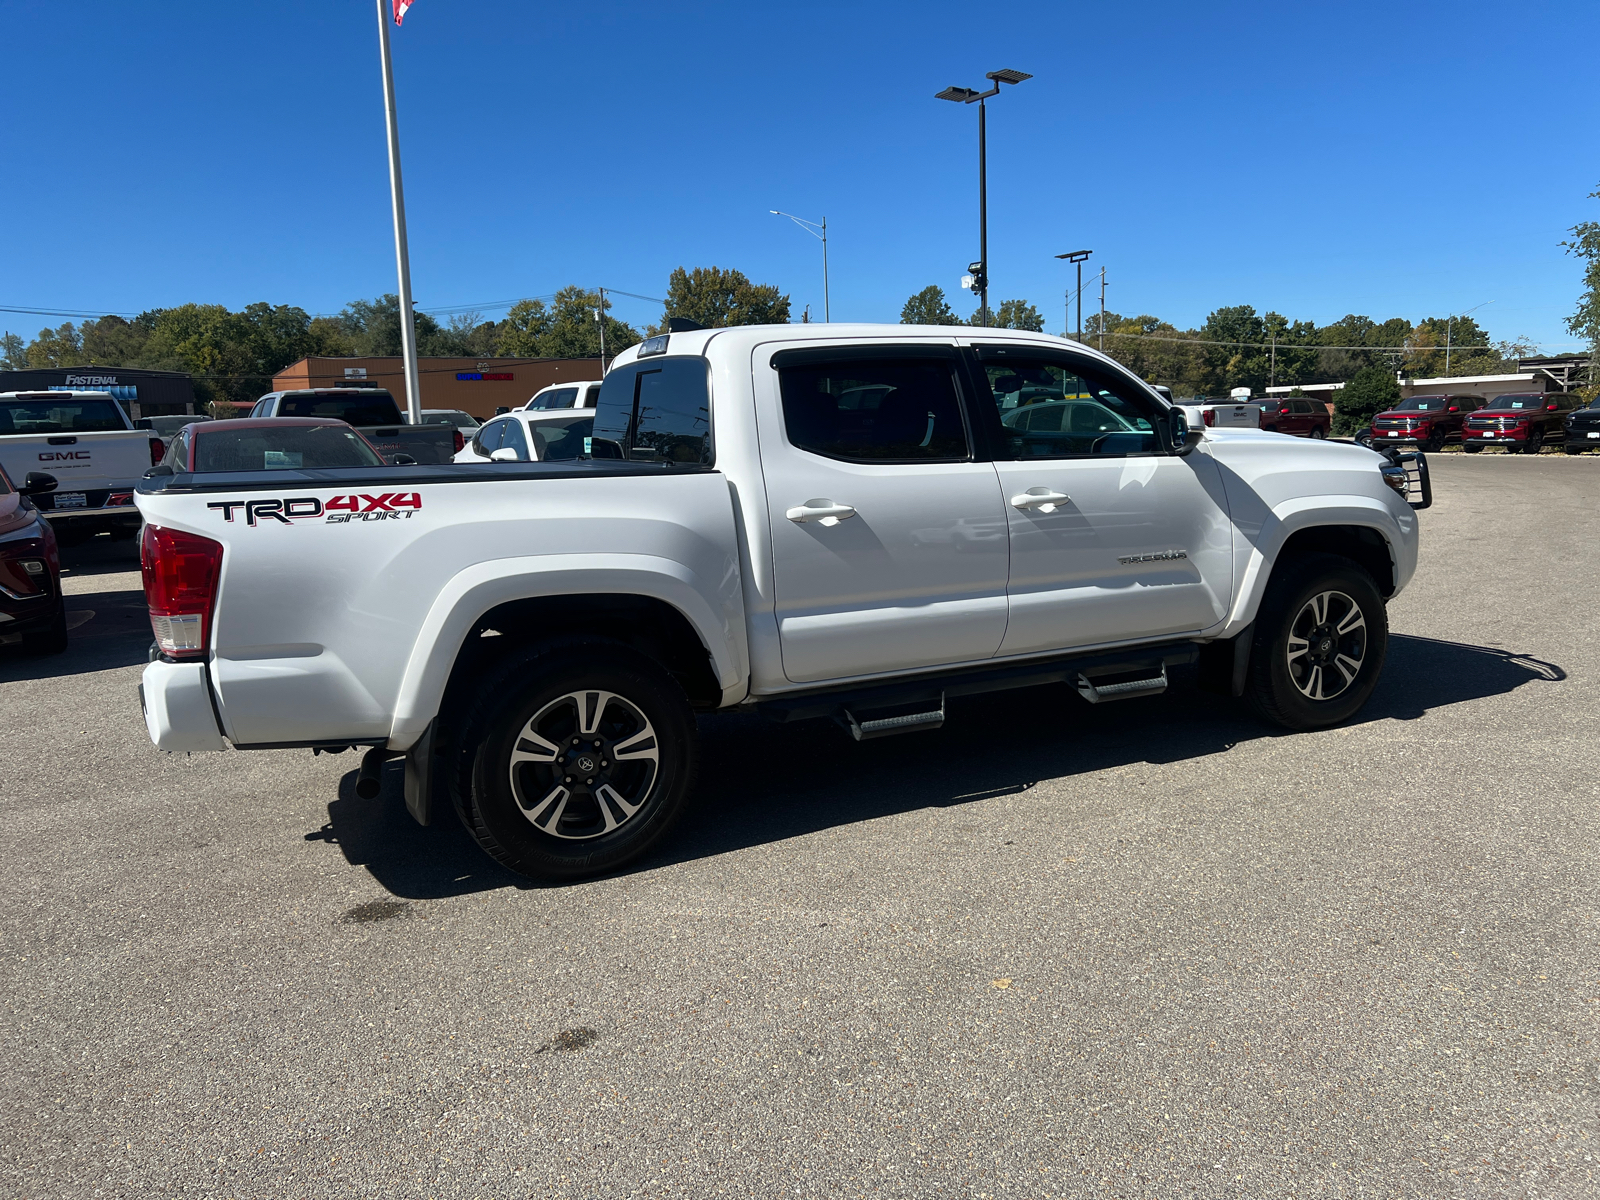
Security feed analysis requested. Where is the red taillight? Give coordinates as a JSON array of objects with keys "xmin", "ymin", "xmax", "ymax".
[
  {"xmin": 1201, "ymin": 409, "xmax": 1215, "ymax": 427},
  {"xmin": 150, "ymin": 437, "xmax": 166, "ymax": 467},
  {"xmin": 141, "ymin": 525, "xmax": 224, "ymax": 660},
  {"xmin": 453, "ymin": 430, "xmax": 465, "ymax": 454}
]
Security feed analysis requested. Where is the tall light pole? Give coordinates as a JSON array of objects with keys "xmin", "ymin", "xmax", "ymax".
[
  {"xmin": 937, "ymin": 69, "xmax": 1032, "ymax": 328},
  {"xmin": 770, "ymin": 210, "xmax": 828, "ymax": 322},
  {"xmin": 1056, "ymin": 250, "xmax": 1091, "ymax": 343},
  {"xmin": 374, "ymin": 0, "xmax": 421, "ymax": 424}
]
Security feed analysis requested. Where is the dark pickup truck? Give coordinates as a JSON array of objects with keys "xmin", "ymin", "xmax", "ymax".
[
  {"xmin": 246, "ymin": 388, "xmax": 463, "ymax": 464},
  {"xmin": 1564, "ymin": 395, "xmax": 1600, "ymax": 453}
]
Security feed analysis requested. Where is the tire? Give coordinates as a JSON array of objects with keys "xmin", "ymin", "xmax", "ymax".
[
  {"xmin": 1502, "ymin": 443, "xmax": 1520, "ymax": 455},
  {"xmin": 1526, "ymin": 429, "xmax": 1545, "ymax": 455},
  {"xmin": 23, "ymin": 600, "xmax": 69, "ymax": 657},
  {"xmin": 461, "ymin": 639, "xmax": 698, "ymax": 883},
  {"xmin": 1463, "ymin": 443, "xmax": 1482, "ymax": 453},
  {"xmin": 1244, "ymin": 553, "xmax": 1388, "ymax": 731},
  {"xmin": 1310, "ymin": 426, "xmax": 1326, "ymax": 440},
  {"xmin": 1422, "ymin": 432, "xmax": 1445, "ymax": 453},
  {"xmin": 1353, "ymin": 429, "xmax": 1372, "ymax": 448},
  {"xmin": 1566, "ymin": 445, "xmax": 1586, "ymax": 455}
]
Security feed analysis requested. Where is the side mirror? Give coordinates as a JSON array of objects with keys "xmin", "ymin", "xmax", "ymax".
[
  {"xmin": 20, "ymin": 472, "xmax": 57, "ymax": 496},
  {"xmin": 144, "ymin": 464, "xmax": 175, "ymax": 478},
  {"xmin": 1547, "ymin": 403, "xmax": 1559, "ymax": 411},
  {"xmin": 390, "ymin": 453, "xmax": 417, "ymax": 465},
  {"xmin": 489, "ymin": 447, "xmax": 521, "ymax": 462},
  {"xmin": 1170, "ymin": 409, "xmax": 1203, "ymax": 456},
  {"xmin": 494, "ymin": 406, "xmax": 511, "ymax": 416}
]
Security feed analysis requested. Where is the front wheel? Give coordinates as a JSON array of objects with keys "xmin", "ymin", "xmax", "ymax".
[
  {"xmin": 1463, "ymin": 443, "xmax": 1483, "ymax": 453},
  {"xmin": 464, "ymin": 640, "xmax": 698, "ymax": 883},
  {"xmin": 1525, "ymin": 429, "xmax": 1545, "ymax": 455},
  {"xmin": 1245, "ymin": 553, "xmax": 1388, "ymax": 730},
  {"xmin": 1422, "ymin": 432, "xmax": 1445, "ymax": 452}
]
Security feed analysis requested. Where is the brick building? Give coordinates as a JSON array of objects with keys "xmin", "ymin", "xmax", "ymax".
[{"xmin": 271, "ymin": 357, "xmax": 604, "ymax": 420}]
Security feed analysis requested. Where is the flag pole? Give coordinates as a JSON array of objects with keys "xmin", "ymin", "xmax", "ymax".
[{"xmin": 376, "ymin": 0, "xmax": 422, "ymax": 424}]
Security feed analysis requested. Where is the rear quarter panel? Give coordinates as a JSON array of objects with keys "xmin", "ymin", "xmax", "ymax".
[{"xmin": 136, "ymin": 470, "xmax": 746, "ymax": 748}]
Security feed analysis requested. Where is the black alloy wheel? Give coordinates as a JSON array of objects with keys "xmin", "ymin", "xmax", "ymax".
[
  {"xmin": 462, "ymin": 639, "xmax": 698, "ymax": 882},
  {"xmin": 1526, "ymin": 429, "xmax": 1545, "ymax": 455},
  {"xmin": 1423, "ymin": 432, "xmax": 1445, "ymax": 453},
  {"xmin": 1245, "ymin": 553, "xmax": 1388, "ymax": 730}
]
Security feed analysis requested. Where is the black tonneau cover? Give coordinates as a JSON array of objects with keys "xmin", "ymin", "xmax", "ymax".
[{"xmin": 137, "ymin": 459, "xmax": 718, "ymax": 495}]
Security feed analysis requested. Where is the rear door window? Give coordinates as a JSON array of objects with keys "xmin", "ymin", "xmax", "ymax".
[
  {"xmin": 500, "ymin": 419, "xmax": 530, "ymax": 460},
  {"xmin": 776, "ymin": 355, "xmax": 969, "ymax": 462},
  {"xmin": 473, "ymin": 419, "xmax": 507, "ymax": 456},
  {"xmin": 591, "ymin": 358, "xmax": 712, "ymax": 465}
]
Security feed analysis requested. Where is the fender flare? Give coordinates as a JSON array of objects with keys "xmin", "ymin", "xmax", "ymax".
[
  {"xmin": 386, "ymin": 553, "xmax": 749, "ymax": 749},
  {"xmin": 1220, "ymin": 495, "xmax": 1412, "ymax": 638}
]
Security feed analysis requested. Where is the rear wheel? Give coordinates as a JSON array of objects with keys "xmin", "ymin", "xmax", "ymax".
[
  {"xmin": 1310, "ymin": 426, "xmax": 1326, "ymax": 440},
  {"xmin": 1245, "ymin": 553, "xmax": 1388, "ymax": 730},
  {"xmin": 461, "ymin": 640, "xmax": 698, "ymax": 882}
]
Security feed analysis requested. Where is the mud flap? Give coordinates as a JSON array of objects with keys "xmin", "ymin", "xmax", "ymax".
[{"xmin": 403, "ymin": 719, "xmax": 437, "ymax": 826}]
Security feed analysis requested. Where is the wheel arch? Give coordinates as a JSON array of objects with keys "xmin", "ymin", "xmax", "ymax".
[{"xmin": 386, "ymin": 557, "xmax": 748, "ymax": 750}]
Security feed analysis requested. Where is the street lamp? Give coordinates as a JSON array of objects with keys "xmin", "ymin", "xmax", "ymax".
[
  {"xmin": 770, "ymin": 210, "xmax": 829, "ymax": 322},
  {"xmin": 1055, "ymin": 250, "xmax": 1092, "ymax": 343},
  {"xmin": 936, "ymin": 68, "xmax": 1032, "ymax": 328}
]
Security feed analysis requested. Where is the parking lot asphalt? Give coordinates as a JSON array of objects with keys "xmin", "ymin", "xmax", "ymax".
[{"xmin": 2, "ymin": 453, "xmax": 1597, "ymax": 1200}]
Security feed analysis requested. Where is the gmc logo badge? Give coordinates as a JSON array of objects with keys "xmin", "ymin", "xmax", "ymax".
[{"xmin": 39, "ymin": 451, "xmax": 90, "ymax": 461}]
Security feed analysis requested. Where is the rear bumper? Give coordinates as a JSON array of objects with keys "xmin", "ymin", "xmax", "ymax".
[{"xmin": 140, "ymin": 659, "xmax": 228, "ymax": 752}]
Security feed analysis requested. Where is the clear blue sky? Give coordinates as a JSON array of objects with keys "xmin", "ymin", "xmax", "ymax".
[{"xmin": 2, "ymin": 0, "xmax": 1596, "ymax": 349}]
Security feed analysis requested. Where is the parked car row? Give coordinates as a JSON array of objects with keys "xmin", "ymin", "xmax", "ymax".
[{"xmin": 1367, "ymin": 391, "xmax": 1593, "ymax": 455}]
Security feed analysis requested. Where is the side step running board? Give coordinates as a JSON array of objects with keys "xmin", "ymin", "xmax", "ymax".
[
  {"xmin": 1077, "ymin": 666, "xmax": 1167, "ymax": 704},
  {"xmin": 842, "ymin": 696, "xmax": 946, "ymax": 740}
]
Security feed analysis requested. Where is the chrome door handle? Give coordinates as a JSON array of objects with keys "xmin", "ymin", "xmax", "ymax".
[
  {"xmin": 1010, "ymin": 487, "xmax": 1070, "ymax": 513},
  {"xmin": 786, "ymin": 499, "xmax": 857, "ymax": 526}
]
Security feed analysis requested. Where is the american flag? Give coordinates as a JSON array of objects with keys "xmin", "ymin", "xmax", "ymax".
[{"xmin": 393, "ymin": 0, "xmax": 414, "ymax": 24}]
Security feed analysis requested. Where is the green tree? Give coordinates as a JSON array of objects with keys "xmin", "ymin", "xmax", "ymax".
[
  {"xmin": 983, "ymin": 299, "xmax": 1045, "ymax": 331},
  {"xmin": 900, "ymin": 285, "xmax": 961, "ymax": 325},
  {"xmin": 495, "ymin": 298, "xmax": 552, "ymax": 357},
  {"xmin": 654, "ymin": 267, "xmax": 790, "ymax": 332},
  {"xmin": 1, "ymin": 331, "xmax": 29, "ymax": 369},
  {"xmin": 1333, "ymin": 365, "xmax": 1400, "ymax": 435},
  {"xmin": 1562, "ymin": 182, "xmax": 1600, "ymax": 396},
  {"xmin": 491, "ymin": 289, "xmax": 639, "ymax": 359},
  {"xmin": 330, "ymin": 294, "xmax": 444, "ymax": 358},
  {"xmin": 25, "ymin": 322, "xmax": 84, "ymax": 367},
  {"xmin": 1199, "ymin": 305, "xmax": 1269, "ymax": 393}
]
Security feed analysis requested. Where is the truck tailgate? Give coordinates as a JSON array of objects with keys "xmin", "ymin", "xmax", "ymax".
[
  {"xmin": 135, "ymin": 463, "xmax": 746, "ymax": 748},
  {"xmin": 0, "ymin": 430, "xmax": 155, "ymax": 490}
]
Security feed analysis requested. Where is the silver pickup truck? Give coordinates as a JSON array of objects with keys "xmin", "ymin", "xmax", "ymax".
[
  {"xmin": 137, "ymin": 324, "xmax": 1429, "ymax": 883},
  {"xmin": 0, "ymin": 391, "xmax": 162, "ymax": 541}
]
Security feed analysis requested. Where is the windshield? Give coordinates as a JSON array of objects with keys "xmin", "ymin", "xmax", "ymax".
[
  {"xmin": 193, "ymin": 424, "xmax": 386, "ymax": 471},
  {"xmin": 276, "ymin": 392, "xmax": 402, "ymax": 425},
  {"xmin": 422, "ymin": 410, "xmax": 478, "ymax": 427},
  {"xmin": 530, "ymin": 416, "xmax": 593, "ymax": 461},
  {"xmin": 528, "ymin": 387, "xmax": 579, "ymax": 411},
  {"xmin": 1394, "ymin": 396, "xmax": 1450, "ymax": 412},
  {"xmin": 0, "ymin": 396, "xmax": 127, "ymax": 433},
  {"xmin": 1485, "ymin": 394, "xmax": 1543, "ymax": 411}
]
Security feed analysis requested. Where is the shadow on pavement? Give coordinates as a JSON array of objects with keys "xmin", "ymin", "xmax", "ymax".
[
  {"xmin": 318, "ymin": 762, "xmax": 529, "ymax": 899},
  {"xmin": 324, "ymin": 633, "xmax": 1563, "ymax": 900},
  {"xmin": 0, "ymin": 588, "xmax": 153, "ymax": 681}
]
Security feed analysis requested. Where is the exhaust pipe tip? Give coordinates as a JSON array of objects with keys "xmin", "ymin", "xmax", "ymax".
[{"xmin": 355, "ymin": 746, "xmax": 392, "ymax": 799}]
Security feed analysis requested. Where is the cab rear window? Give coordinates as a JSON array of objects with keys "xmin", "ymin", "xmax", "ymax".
[
  {"xmin": 276, "ymin": 393, "xmax": 403, "ymax": 425},
  {"xmin": 0, "ymin": 397, "xmax": 127, "ymax": 433},
  {"xmin": 591, "ymin": 358, "xmax": 712, "ymax": 465}
]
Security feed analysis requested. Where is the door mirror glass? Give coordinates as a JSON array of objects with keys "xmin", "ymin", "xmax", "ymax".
[{"xmin": 21, "ymin": 471, "xmax": 58, "ymax": 495}]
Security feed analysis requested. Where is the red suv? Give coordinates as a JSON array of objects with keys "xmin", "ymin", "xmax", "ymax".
[
  {"xmin": 1370, "ymin": 394, "xmax": 1482, "ymax": 452},
  {"xmin": 1462, "ymin": 392, "xmax": 1575, "ymax": 454},
  {"xmin": 1258, "ymin": 397, "xmax": 1331, "ymax": 438}
]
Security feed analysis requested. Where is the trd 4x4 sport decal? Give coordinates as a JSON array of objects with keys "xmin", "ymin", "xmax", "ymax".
[{"xmin": 207, "ymin": 493, "xmax": 423, "ymax": 527}]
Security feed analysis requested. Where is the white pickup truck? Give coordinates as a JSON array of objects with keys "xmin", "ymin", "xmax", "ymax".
[
  {"xmin": 0, "ymin": 390, "xmax": 163, "ymax": 541},
  {"xmin": 135, "ymin": 325, "xmax": 1427, "ymax": 882}
]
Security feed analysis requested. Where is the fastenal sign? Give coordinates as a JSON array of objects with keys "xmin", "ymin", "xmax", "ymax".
[{"xmin": 64, "ymin": 373, "xmax": 120, "ymax": 386}]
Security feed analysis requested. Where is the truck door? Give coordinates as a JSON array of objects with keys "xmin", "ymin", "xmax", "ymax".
[
  {"xmin": 965, "ymin": 344, "xmax": 1233, "ymax": 656},
  {"xmin": 755, "ymin": 343, "xmax": 1010, "ymax": 684}
]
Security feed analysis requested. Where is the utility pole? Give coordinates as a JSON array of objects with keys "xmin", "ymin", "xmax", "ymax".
[
  {"xmin": 1270, "ymin": 331, "xmax": 1277, "ymax": 388},
  {"xmin": 375, "ymin": 0, "xmax": 421, "ymax": 424},
  {"xmin": 1098, "ymin": 267, "xmax": 1106, "ymax": 352},
  {"xmin": 597, "ymin": 286, "xmax": 607, "ymax": 372}
]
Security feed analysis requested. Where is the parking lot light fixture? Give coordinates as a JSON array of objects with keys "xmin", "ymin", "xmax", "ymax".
[
  {"xmin": 1055, "ymin": 250, "xmax": 1092, "ymax": 343},
  {"xmin": 936, "ymin": 69, "xmax": 1032, "ymax": 328},
  {"xmin": 770, "ymin": 210, "xmax": 829, "ymax": 322}
]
